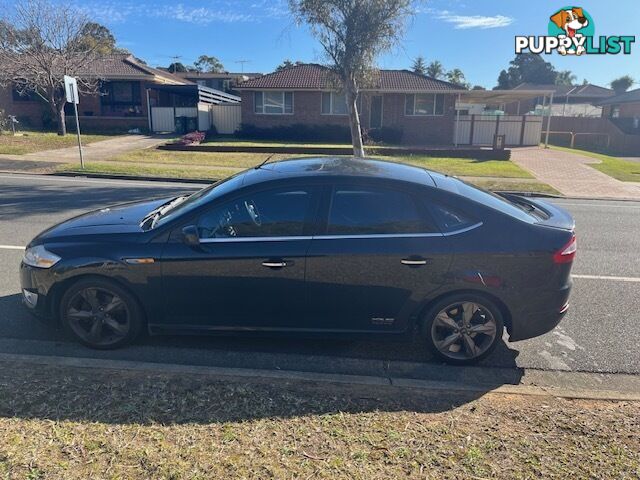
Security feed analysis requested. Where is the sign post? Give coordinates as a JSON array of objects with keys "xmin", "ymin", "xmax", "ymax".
[{"xmin": 64, "ymin": 75, "xmax": 84, "ymax": 169}]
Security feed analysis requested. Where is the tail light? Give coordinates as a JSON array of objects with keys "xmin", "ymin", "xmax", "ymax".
[{"xmin": 553, "ymin": 234, "xmax": 577, "ymax": 264}]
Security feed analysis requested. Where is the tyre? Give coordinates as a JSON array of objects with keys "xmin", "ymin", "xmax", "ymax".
[
  {"xmin": 59, "ymin": 278, "xmax": 143, "ymax": 349},
  {"xmin": 422, "ymin": 293, "xmax": 504, "ymax": 365}
]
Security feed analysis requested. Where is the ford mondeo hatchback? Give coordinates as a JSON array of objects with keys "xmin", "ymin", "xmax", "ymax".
[{"xmin": 21, "ymin": 157, "xmax": 575, "ymax": 364}]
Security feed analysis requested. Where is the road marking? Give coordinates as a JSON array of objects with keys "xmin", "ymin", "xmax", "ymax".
[
  {"xmin": 573, "ymin": 274, "xmax": 640, "ymax": 283},
  {"xmin": 0, "ymin": 245, "xmax": 24, "ymax": 251}
]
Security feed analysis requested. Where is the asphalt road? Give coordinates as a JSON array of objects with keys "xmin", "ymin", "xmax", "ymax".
[{"xmin": 1, "ymin": 173, "xmax": 638, "ymax": 379}]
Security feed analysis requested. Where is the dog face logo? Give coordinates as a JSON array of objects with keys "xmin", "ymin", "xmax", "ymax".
[{"xmin": 548, "ymin": 6, "xmax": 594, "ymax": 55}]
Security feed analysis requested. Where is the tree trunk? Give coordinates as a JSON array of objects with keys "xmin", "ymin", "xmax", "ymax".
[
  {"xmin": 345, "ymin": 80, "xmax": 365, "ymax": 158},
  {"xmin": 56, "ymin": 104, "xmax": 67, "ymax": 136}
]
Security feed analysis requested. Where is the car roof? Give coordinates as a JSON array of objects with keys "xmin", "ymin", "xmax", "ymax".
[{"xmin": 241, "ymin": 157, "xmax": 437, "ymax": 187}]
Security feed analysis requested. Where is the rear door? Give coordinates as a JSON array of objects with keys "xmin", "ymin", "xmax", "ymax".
[{"xmin": 305, "ymin": 181, "xmax": 452, "ymax": 333}]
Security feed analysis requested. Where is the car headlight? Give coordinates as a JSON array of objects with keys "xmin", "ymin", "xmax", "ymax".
[{"xmin": 23, "ymin": 245, "xmax": 61, "ymax": 269}]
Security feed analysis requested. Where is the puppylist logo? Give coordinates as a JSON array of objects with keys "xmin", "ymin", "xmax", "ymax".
[{"xmin": 516, "ymin": 6, "xmax": 635, "ymax": 56}]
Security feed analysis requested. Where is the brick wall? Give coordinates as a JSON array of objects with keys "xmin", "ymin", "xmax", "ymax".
[
  {"xmin": 240, "ymin": 90, "xmax": 457, "ymax": 145},
  {"xmin": 602, "ymin": 103, "xmax": 640, "ymax": 118}
]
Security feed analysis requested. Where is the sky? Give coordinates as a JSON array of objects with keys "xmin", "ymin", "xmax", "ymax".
[{"xmin": 66, "ymin": 0, "xmax": 640, "ymax": 88}]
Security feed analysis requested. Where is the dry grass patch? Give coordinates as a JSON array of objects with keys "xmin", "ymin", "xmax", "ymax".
[
  {"xmin": 0, "ymin": 362, "xmax": 638, "ymax": 479},
  {"xmin": 0, "ymin": 131, "xmax": 118, "ymax": 155}
]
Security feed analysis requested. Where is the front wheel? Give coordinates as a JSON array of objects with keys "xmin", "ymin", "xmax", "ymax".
[
  {"xmin": 423, "ymin": 294, "xmax": 504, "ymax": 365},
  {"xmin": 59, "ymin": 278, "xmax": 143, "ymax": 349}
]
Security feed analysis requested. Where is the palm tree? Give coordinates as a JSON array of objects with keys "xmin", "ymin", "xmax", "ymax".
[
  {"xmin": 426, "ymin": 61, "xmax": 445, "ymax": 79},
  {"xmin": 555, "ymin": 70, "xmax": 577, "ymax": 86},
  {"xmin": 412, "ymin": 56, "xmax": 427, "ymax": 75},
  {"xmin": 446, "ymin": 68, "xmax": 470, "ymax": 89}
]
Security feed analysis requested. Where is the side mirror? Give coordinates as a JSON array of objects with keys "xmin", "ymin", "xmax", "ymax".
[{"xmin": 181, "ymin": 225, "xmax": 200, "ymax": 247}]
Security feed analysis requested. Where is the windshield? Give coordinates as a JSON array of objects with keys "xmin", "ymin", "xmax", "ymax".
[{"xmin": 144, "ymin": 173, "xmax": 246, "ymax": 230}]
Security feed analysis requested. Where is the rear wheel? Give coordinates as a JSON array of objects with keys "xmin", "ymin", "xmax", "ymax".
[
  {"xmin": 59, "ymin": 278, "xmax": 143, "ymax": 349},
  {"xmin": 423, "ymin": 294, "xmax": 504, "ymax": 365}
]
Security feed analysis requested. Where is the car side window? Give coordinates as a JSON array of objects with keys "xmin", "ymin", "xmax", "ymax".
[
  {"xmin": 327, "ymin": 186, "xmax": 436, "ymax": 235},
  {"xmin": 197, "ymin": 187, "xmax": 314, "ymax": 239},
  {"xmin": 429, "ymin": 202, "xmax": 476, "ymax": 233}
]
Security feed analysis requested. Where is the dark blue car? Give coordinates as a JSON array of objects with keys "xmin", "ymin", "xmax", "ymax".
[{"xmin": 20, "ymin": 157, "xmax": 575, "ymax": 364}]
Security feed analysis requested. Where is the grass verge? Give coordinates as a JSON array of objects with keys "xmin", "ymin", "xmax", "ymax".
[
  {"xmin": 550, "ymin": 146, "xmax": 640, "ymax": 182},
  {"xmin": 0, "ymin": 131, "xmax": 119, "ymax": 155},
  {"xmin": 0, "ymin": 362, "xmax": 638, "ymax": 479}
]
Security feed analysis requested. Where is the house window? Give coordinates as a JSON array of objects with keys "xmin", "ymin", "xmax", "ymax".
[
  {"xmin": 321, "ymin": 91, "xmax": 348, "ymax": 115},
  {"xmin": 254, "ymin": 91, "xmax": 293, "ymax": 114},
  {"xmin": 610, "ymin": 106, "xmax": 620, "ymax": 118},
  {"xmin": 101, "ymin": 81, "xmax": 143, "ymax": 117},
  {"xmin": 11, "ymin": 86, "xmax": 38, "ymax": 102},
  {"xmin": 405, "ymin": 94, "xmax": 445, "ymax": 116}
]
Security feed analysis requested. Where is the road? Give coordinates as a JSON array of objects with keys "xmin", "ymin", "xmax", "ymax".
[{"xmin": 0, "ymin": 173, "xmax": 638, "ymax": 380}]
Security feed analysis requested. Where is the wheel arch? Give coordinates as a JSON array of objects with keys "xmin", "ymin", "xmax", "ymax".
[
  {"xmin": 414, "ymin": 288, "xmax": 512, "ymax": 335},
  {"xmin": 47, "ymin": 273, "xmax": 148, "ymax": 326}
]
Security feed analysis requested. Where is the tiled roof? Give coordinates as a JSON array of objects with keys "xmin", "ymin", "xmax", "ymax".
[
  {"xmin": 596, "ymin": 88, "xmax": 640, "ymax": 106},
  {"xmin": 236, "ymin": 64, "xmax": 462, "ymax": 92},
  {"xmin": 70, "ymin": 54, "xmax": 188, "ymax": 84},
  {"xmin": 512, "ymin": 83, "xmax": 614, "ymax": 98}
]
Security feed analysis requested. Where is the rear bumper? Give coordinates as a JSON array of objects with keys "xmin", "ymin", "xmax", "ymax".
[{"xmin": 507, "ymin": 281, "xmax": 572, "ymax": 342}]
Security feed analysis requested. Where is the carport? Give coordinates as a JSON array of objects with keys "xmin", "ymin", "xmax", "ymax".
[
  {"xmin": 146, "ymin": 84, "xmax": 240, "ymax": 133},
  {"xmin": 452, "ymin": 89, "xmax": 556, "ymax": 147}
]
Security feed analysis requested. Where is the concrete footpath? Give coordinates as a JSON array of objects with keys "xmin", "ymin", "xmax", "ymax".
[{"xmin": 511, "ymin": 146, "xmax": 640, "ymax": 200}]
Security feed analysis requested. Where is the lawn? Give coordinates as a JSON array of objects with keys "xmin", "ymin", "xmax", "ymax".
[
  {"xmin": 57, "ymin": 148, "xmax": 552, "ymax": 193},
  {"xmin": 0, "ymin": 131, "xmax": 118, "ymax": 155},
  {"xmin": 550, "ymin": 146, "xmax": 640, "ymax": 183},
  {"xmin": 0, "ymin": 362, "xmax": 638, "ymax": 479}
]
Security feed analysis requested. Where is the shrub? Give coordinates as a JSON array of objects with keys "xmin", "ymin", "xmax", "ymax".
[
  {"xmin": 177, "ymin": 130, "xmax": 206, "ymax": 145},
  {"xmin": 0, "ymin": 109, "xmax": 8, "ymax": 131},
  {"xmin": 365, "ymin": 127, "xmax": 403, "ymax": 145},
  {"xmin": 236, "ymin": 123, "xmax": 351, "ymax": 142}
]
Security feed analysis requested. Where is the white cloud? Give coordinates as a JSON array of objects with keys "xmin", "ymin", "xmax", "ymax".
[{"xmin": 437, "ymin": 11, "xmax": 514, "ymax": 29}]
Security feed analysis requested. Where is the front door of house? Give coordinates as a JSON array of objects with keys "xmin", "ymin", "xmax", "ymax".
[{"xmin": 370, "ymin": 95, "xmax": 383, "ymax": 129}]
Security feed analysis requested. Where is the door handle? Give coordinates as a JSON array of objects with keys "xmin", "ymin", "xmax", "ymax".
[
  {"xmin": 262, "ymin": 261, "xmax": 287, "ymax": 268},
  {"xmin": 401, "ymin": 258, "xmax": 429, "ymax": 266}
]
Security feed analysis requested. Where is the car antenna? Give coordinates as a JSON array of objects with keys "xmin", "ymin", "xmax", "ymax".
[{"xmin": 254, "ymin": 153, "xmax": 276, "ymax": 170}]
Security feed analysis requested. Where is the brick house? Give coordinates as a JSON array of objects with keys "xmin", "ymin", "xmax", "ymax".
[
  {"xmin": 235, "ymin": 64, "xmax": 464, "ymax": 145},
  {"xmin": 597, "ymin": 88, "xmax": 640, "ymax": 135},
  {"xmin": 0, "ymin": 54, "xmax": 189, "ymax": 131}
]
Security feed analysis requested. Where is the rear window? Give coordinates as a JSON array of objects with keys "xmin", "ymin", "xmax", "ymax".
[{"xmin": 434, "ymin": 176, "xmax": 536, "ymax": 223}]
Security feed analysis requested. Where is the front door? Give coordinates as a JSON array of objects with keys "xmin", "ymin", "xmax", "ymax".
[
  {"xmin": 370, "ymin": 95, "xmax": 383, "ymax": 129},
  {"xmin": 160, "ymin": 186, "xmax": 319, "ymax": 330},
  {"xmin": 305, "ymin": 182, "xmax": 452, "ymax": 333}
]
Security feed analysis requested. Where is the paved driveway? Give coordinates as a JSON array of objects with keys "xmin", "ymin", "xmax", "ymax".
[{"xmin": 511, "ymin": 147, "xmax": 640, "ymax": 200}]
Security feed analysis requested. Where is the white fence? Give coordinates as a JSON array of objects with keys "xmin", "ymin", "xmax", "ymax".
[
  {"xmin": 210, "ymin": 104, "xmax": 242, "ymax": 134},
  {"xmin": 454, "ymin": 115, "xmax": 543, "ymax": 146},
  {"xmin": 151, "ymin": 104, "xmax": 240, "ymax": 134}
]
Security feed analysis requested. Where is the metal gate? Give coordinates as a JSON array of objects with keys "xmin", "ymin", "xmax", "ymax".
[
  {"xmin": 210, "ymin": 104, "xmax": 242, "ymax": 134},
  {"xmin": 455, "ymin": 115, "xmax": 543, "ymax": 146}
]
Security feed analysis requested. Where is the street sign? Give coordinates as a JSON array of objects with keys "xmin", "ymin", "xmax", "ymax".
[
  {"xmin": 63, "ymin": 75, "xmax": 84, "ymax": 168},
  {"xmin": 63, "ymin": 75, "xmax": 79, "ymax": 104}
]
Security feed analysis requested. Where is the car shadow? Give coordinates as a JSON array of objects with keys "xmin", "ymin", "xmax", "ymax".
[{"xmin": 0, "ymin": 293, "xmax": 523, "ymax": 424}]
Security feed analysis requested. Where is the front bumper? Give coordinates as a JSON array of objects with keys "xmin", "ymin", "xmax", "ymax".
[{"xmin": 20, "ymin": 261, "xmax": 55, "ymax": 319}]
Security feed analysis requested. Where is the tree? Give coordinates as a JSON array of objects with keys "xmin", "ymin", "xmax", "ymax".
[
  {"xmin": 167, "ymin": 62, "xmax": 188, "ymax": 73},
  {"xmin": 472, "ymin": 85, "xmax": 486, "ymax": 90},
  {"xmin": 0, "ymin": 0, "xmax": 103, "ymax": 135},
  {"xmin": 78, "ymin": 22, "xmax": 127, "ymax": 55},
  {"xmin": 496, "ymin": 54, "xmax": 557, "ymax": 89},
  {"xmin": 446, "ymin": 68, "xmax": 470, "ymax": 89},
  {"xmin": 194, "ymin": 55, "xmax": 225, "ymax": 73},
  {"xmin": 426, "ymin": 60, "xmax": 445, "ymax": 79},
  {"xmin": 610, "ymin": 75, "xmax": 635, "ymax": 94},
  {"xmin": 289, "ymin": 0, "xmax": 414, "ymax": 157},
  {"xmin": 412, "ymin": 55, "xmax": 426, "ymax": 75},
  {"xmin": 276, "ymin": 59, "xmax": 304, "ymax": 71},
  {"xmin": 555, "ymin": 70, "xmax": 577, "ymax": 86}
]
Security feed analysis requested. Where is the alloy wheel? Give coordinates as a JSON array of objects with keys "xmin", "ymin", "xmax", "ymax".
[
  {"xmin": 65, "ymin": 287, "xmax": 131, "ymax": 347},
  {"xmin": 430, "ymin": 301, "xmax": 498, "ymax": 361}
]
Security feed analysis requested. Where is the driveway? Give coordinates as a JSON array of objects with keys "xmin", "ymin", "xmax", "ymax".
[
  {"xmin": 0, "ymin": 134, "xmax": 168, "ymax": 165},
  {"xmin": 511, "ymin": 147, "xmax": 640, "ymax": 200}
]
